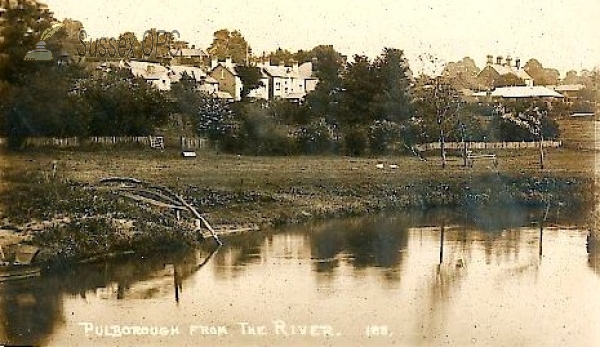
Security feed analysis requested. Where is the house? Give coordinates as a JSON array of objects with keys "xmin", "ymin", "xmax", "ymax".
[
  {"xmin": 168, "ymin": 65, "xmax": 219, "ymax": 94},
  {"xmin": 261, "ymin": 60, "xmax": 317, "ymax": 101},
  {"xmin": 477, "ymin": 55, "xmax": 534, "ymax": 89},
  {"xmin": 553, "ymin": 84, "xmax": 586, "ymax": 102},
  {"xmin": 208, "ymin": 57, "xmax": 243, "ymax": 101},
  {"xmin": 172, "ymin": 45, "xmax": 207, "ymax": 66},
  {"xmin": 127, "ymin": 61, "xmax": 171, "ymax": 91},
  {"xmin": 246, "ymin": 68, "xmax": 270, "ymax": 100},
  {"xmin": 206, "ymin": 57, "xmax": 319, "ymax": 101}
]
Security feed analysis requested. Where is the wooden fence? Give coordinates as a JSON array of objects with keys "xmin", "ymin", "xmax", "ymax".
[
  {"xmin": 0, "ymin": 136, "xmax": 209, "ymax": 150},
  {"xmin": 0, "ymin": 137, "xmax": 561, "ymax": 152},
  {"xmin": 414, "ymin": 140, "xmax": 562, "ymax": 152}
]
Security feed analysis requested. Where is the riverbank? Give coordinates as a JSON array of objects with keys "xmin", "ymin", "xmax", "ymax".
[{"xmin": 0, "ymin": 147, "xmax": 595, "ymax": 264}]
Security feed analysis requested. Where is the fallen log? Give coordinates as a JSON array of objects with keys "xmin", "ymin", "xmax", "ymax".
[{"xmin": 99, "ymin": 177, "xmax": 222, "ymax": 245}]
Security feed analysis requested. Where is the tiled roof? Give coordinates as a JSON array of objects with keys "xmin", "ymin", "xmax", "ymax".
[
  {"xmin": 214, "ymin": 91, "xmax": 233, "ymax": 99},
  {"xmin": 263, "ymin": 65, "xmax": 300, "ymax": 78},
  {"xmin": 554, "ymin": 84, "xmax": 586, "ymax": 92},
  {"xmin": 473, "ymin": 86, "xmax": 564, "ymax": 98},
  {"xmin": 487, "ymin": 64, "xmax": 532, "ymax": 81},
  {"xmin": 169, "ymin": 65, "xmax": 218, "ymax": 84},
  {"xmin": 179, "ymin": 48, "xmax": 206, "ymax": 57},
  {"xmin": 263, "ymin": 62, "xmax": 315, "ymax": 79},
  {"xmin": 211, "ymin": 63, "xmax": 238, "ymax": 76}
]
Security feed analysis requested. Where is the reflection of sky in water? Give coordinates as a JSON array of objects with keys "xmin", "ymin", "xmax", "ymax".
[{"xmin": 2, "ymin": 212, "xmax": 600, "ymax": 347}]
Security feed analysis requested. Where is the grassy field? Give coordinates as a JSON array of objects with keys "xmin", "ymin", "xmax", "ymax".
[
  {"xmin": 0, "ymin": 117, "xmax": 595, "ymax": 263},
  {"xmin": 1, "ymin": 146, "xmax": 594, "ymax": 223}
]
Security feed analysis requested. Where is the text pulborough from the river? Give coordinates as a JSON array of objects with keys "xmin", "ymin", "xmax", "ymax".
[{"xmin": 78, "ymin": 320, "xmax": 393, "ymax": 338}]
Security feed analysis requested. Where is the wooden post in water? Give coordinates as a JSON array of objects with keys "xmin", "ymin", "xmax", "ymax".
[
  {"xmin": 539, "ymin": 222, "xmax": 543, "ymax": 259},
  {"xmin": 174, "ymin": 266, "xmax": 180, "ymax": 303},
  {"xmin": 439, "ymin": 224, "xmax": 445, "ymax": 264},
  {"xmin": 539, "ymin": 203, "xmax": 549, "ymax": 259}
]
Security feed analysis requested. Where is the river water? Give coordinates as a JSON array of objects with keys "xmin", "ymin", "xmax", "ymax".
[{"xmin": 0, "ymin": 207, "xmax": 599, "ymax": 347}]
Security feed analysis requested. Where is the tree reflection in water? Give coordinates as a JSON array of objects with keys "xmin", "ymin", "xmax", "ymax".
[
  {"xmin": 0, "ymin": 245, "xmax": 219, "ymax": 346},
  {"xmin": 309, "ymin": 213, "xmax": 412, "ymax": 283}
]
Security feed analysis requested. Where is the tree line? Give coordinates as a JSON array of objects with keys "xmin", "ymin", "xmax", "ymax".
[{"xmin": 2, "ymin": 2, "xmax": 595, "ymax": 154}]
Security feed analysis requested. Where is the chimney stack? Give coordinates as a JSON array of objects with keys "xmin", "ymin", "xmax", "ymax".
[
  {"xmin": 515, "ymin": 58, "xmax": 521, "ymax": 70},
  {"xmin": 225, "ymin": 56, "xmax": 232, "ymax": 69},
  {"xmin": 211, "ymin": 57, "xmax": 218, "ymax": 69},
  {"xmin": 291, "ymin": 59, "xmax": 298, "ymax": 72},
  {"xmin": 486, "ymin": 55, "xmax": 493, "ymax": 65},
  {"xmin": 496, "ymin": 56, "xmax": 503, "ymax": 65},
  {"xmin": 505, "ymin": 55, "xmax": 512, "ymax": 67}
]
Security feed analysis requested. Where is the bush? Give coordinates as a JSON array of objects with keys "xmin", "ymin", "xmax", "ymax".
[
  {"xmin": 491, "ymin": 114, "xmax": 560, "ymax": 142},
  {"xmin": 294, "ymin": 119, "xmax": 336, "ymax": 154},
  {"xmin": 343, "ymin": 126, "xmax": 368, "ymax": 156},
  {"xmin": 368, "ymin": 120, "xmax": 401, "ymax": 155},
  {"xmin": 227, "ymin": 102, "xmax": 297, "ymax": 155}
]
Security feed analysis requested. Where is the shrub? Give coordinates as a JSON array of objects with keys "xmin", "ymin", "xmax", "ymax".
[
  {"xmin": 368, "ymin": 120, "xmax": 401, "ymax": 155},
  {"xmin": 294, "ymin": 119, "xmax": 336, "ymax": 154},
  {"xmin": 343, "ymin": 126, "xmax": 368, "ymax": 156}
]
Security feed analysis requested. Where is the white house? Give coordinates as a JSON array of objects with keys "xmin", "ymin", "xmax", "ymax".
[
  {"xmin": 261, "ymin": 60, "xmax": 317, "ymax": 101},
  {"xmin": 127, "ymin": 61, "xmax": 171, "ymax": 91}
]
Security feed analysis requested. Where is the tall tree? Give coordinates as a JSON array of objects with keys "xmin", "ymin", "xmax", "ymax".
[
  {"xmin": 0, "ymin": 1, "xmax": 88, "ymax": 148},
  {"xmin": 304, "ymin": 45, "xmax": 344, "ymax": 123},
  {"xmin": 235, "ymin": 65, "xmax": 263, "ymax": 99},
  {"xmin": 413, "ymin": 71, "xmax": 463, "ymax": 168},
  {"xmin": 373, "ymin": 47, "xmax": 413, "ymax": 123},
  {"xmin": 0, "ymin": 1, "xmax": 61, "ymax": 85},
  {"xmin": 117, "ymin": 31, "xmax": 142, "ymax": 58},
  {"xmin": 442, "ymin": 57, "xmax": 481, "ymax": 90},
  {"xmin": 2, "ymin": 67, "xmax": 89, "ymax": 147},
  {"xmin": 267, "ymin": 48, "xmax": 294, "ymax": 66},
  {"xmin": 524, "ymin": 58, "xmax": 560, "ymax": 86},
  {"xmin": 338, "ymin": 55, "xmax": 379, "ymax": 126},
  {"xmin": 207, "ymin": 29, "xmax": 250, "ymax": 64},
  {"xmin": 80, "ymin": 69, "xmax": 173, "ymax": 136},
  {"xmin": 60, "ymin": 18, "xmax": 84, "ymax": 60}
]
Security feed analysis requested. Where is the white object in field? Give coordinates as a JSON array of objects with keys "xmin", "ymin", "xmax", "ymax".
[
  {"xmin": 181, "ymin": 151, "xmax": 197, "ymax": 158},
  {"xmin": 375, "ymin": 163, "xmax": 385, "ymax": 169},
  {"xmin": 389, "ymin": 164, "xmax": 399, "ymax": 169}
]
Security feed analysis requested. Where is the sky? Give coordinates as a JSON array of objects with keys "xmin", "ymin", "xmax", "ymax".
[{"xmin": 44, "ymin": 0, "xmax": 599, "ymax": 76}]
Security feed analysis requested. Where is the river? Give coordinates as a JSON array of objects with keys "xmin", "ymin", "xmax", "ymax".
[{"xmin": 0, "ymin": 207, "xmax": 598, "ymax": 347}]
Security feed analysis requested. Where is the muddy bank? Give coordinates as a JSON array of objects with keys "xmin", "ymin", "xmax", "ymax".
[{"xmin": 0, "ymin": 168, "xmax": 594, "ymax": 266}]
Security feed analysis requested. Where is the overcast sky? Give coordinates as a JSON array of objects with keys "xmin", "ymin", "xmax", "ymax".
[{"xmin": 44, "ymin": 0, "xmax": 599, "ymax": 76}]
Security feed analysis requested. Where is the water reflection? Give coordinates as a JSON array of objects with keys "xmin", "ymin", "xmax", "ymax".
[
  {"xmin": 0, "ymin": 279, "xmax": 64, "ymax": 346},
  {"xmin": 0, "ymin": 206, "xmax": 597, "ymax": 347},
  {"xmin": 589, "ymin": 231, "xmax": 599, "ymax": 276},
  {"xmin": 0, "ymin": 245, "xmax": 218, "ymax": 346},
  {"xmin": 308, "ymin": 216, "xmax": 410, "ymax": 283}
]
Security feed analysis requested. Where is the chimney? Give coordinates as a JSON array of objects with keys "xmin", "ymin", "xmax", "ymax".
[
  {"xmin": 225, "ymin": 56, "xmax": 232, "ymax": 69},
  {"xmin": 291, "ymin": 59, "xmax": 298, "ymax": 72},
  {"xmin": 496, "ymin": 56, "xmax": 503, "ymax": 65},
  {"xmin": 211, "ymin": 57, "xmax": 218, "ymax": 69},
  {"xmin": 515, "ymin": 58, "xmax": 521, "ymax": 70},
  {"xmin": 191, "ymin": 44, "xmax": 195, "ymax": 49},
  {"xmin": 486, "ymin": 55, "xmax": 493, "ymax": 65},
  {"xmin": 279, "ymin": 60, "xmax": 285, "ymax": 67},
  {"xmin": 505, "ymin": 55, "xmax": 512, "ymax": 67}
]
